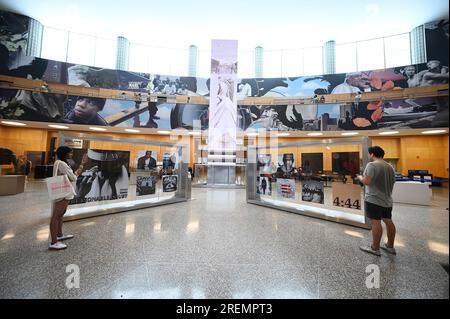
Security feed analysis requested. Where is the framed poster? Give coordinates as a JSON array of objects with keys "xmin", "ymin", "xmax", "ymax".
[
  {"xmin": 332, "ymin": 182, "xmax": 362, "ymax": 210},
  {"xmin": 276, "ymin": 153, "xmax": 296, "ymax": 178},
  {"xmin": 256, "ymin": 176, "xmax": 272, "ymax": 195},
  {"xmin": 276, "ymin": 178, "xmax": 295, "ymax": 198},
  {"xmin": 136, "ymin": 176, "xmax": 156, "ymax": 196},
  {"xmin": 163, "ymin": 152, "xmax": 177, "ymax": 169},
  {"xmin": 257, "ymin": 154, "xmax": 272, "ymax": 174},
  {"xmin": 301, "ymin": 180, "xmax": 324, "ymax": 204},
  {"xmin": 162, "ymin": 175, "xmax": 178, "ymax": 192},
  {"xmin": 136, "ymin": 150, "xmax": 157, "ymax": 170}
]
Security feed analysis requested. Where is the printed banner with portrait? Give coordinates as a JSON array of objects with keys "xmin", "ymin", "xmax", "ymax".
[
  {"xmin": 276, "ymin": 153, "xmax": 297, "ymax": 179},
  {"xmin": 68, "ymin": 149, "xmax": 130, "ymax": 205},
  {"xmin": 208, "ymin": 39, "xmax": 238, "ymax": 153},
  {"xmin": 136, "ymin": 150, "xmax": 157, "ymax": 170}
]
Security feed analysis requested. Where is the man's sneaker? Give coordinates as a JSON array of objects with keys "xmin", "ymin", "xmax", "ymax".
[
  {"xmin": 49, "ymin": 242, "xmax": 67, "ymax": 250},
  {"xmin": 381, "ymin": 243, "xmax": 397, "ymax": 255},
  {"xmin": 359, "ymin": 245, "xmax": 381, "ymax": 256},
  {"xmin": 57, "ymin": 234, "xmax": 74, "ymax": 241}
]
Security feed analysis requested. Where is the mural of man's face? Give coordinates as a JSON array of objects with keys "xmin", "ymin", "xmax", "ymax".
[
  {"xmin": 263, "ymin": 108, "xmax": 277, "ymax": 118},
  {"xmin": 348, "ymin": 74, "xmax": 370, "ymax": 89},
  {"xmin": 405, "ymin": 67, "xmax": 416, "ymax": 77},
  {"xmin": 427, "ymin": 60, "xmax": 440, "ymax": 71},
  {"xmin": 74, "ymin": 98, "xmax": 99, "ymax": 120}
]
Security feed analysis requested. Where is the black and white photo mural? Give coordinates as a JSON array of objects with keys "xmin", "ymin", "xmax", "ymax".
[{"xmin": 208, "ymin": 39, "xmax": 238, "ymax": 153}]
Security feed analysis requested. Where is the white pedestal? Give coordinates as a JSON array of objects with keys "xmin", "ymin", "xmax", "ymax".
[{"xmin": 392, "ymin": 181, "xmax": 432, "ymax": 206}]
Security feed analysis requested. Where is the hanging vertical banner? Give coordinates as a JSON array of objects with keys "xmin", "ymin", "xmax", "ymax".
[{"xmin": 208, "ymin": 39, "xmax": 238, "ymax": 155}]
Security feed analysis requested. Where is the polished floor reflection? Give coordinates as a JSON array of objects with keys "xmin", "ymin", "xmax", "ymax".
[{"xmin": 0, "ymin": 180, "xmax": 448, "ymax": 298}]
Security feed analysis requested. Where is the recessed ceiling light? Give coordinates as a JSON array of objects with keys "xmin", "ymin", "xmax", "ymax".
[
  {"xmin": 421, "ymin": 129, "xmax": 447, "ymax": 134},
  {"xmin": 378, "ymin": 131, "xmax": 399, "ymax": 135},
  {"xmin": 276, "ymin": 133, "xmax": 290, "ymax": 137},
  {"xmin": 157, "ymin": 130, "xmax": 171, "ymax": 134},
  {"xmin": 307, "ymin": 132, "xmax": 323, "ymax": 136},
  {"xmin": 125, "ymin": 129, "xmax": 140, "ymax": 133},
  {"xmin": 48, "ymin": 124, "xmax": 69, "ymax": 129},
  {"xmin": 89, "ymin": 127, "xmax": 107, "ymax": 131},
  {"xmin": 1, "ymin": 121, "xmax": 26, "ymax": 126},
  {"xmin": 189, "ymin": 131, "xmax": 201, "ymax": 135},
  {"xmin": 341, "ymin": 132, "xmax": 359, "ymax": 136}
]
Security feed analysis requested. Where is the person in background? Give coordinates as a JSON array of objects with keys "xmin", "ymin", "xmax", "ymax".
[
  {"xmin": 49, "ymin": 146, "xmax": 87, "ymax": 250},
  {"xmin": 357, "ymin": 146, "xmax": 397, "ymax": 256},
  {"xmin": 15, "ymin": 155, "xmax": 31, "ymax": 176}
]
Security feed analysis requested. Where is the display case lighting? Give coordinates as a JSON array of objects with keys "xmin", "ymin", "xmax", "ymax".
[
  {"xmin": 157, "ymin": 130, "xmax": 171, "ymax": 134},
  {"xmin": 125, "ymin": 129, "xmax": 140, "ymax": 133}
]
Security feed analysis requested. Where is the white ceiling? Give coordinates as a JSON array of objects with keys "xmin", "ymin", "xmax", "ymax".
[{"xmin": 0, "ymin": 0, "xmax": 449, "ymax": 50}]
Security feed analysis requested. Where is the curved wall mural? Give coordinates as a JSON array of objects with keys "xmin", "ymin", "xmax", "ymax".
[{"xmin": 0, "ymin": 10, "xmax": 448, "ymax": 132}]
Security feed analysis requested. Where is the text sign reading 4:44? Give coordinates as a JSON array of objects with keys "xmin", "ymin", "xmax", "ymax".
[
  {"xmin": 333, "ymin": 197, "xmax": 361, "ymax": 209},
  {"xmin": 331, "ymin": 183, "xmax": 362, "ymax": 210}
]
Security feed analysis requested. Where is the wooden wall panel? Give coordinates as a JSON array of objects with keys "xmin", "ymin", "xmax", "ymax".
[
  {"xmin": 370, "ymin": 137, "xmax": 400, "ymax": 158},
  {"xmin": 1, "ymin": 126, "xmax": 448, "ymax": 177},
  {"xmin": 399, "ymin": 135, "xmax": 449, "ymax": 177},
  {"xmin": 0, "ymin": 127, "xmax": 48, "ymax": 155}
]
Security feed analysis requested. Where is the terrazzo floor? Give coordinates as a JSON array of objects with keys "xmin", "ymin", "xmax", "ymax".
[{"xmin": 0, "ymin": 180, "xmax": 448, "ymax": 299}]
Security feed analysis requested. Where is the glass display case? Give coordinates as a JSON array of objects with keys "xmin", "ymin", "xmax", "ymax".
[
  {"xmin": 59, "ymin": 132, "xmax": 190, "ymax": 221},
  {"xmin": 192, "ymin": 135, "xmax": 246, "ymax": 188},
  {"xmin": 246, "ymin": 137, "xmax": 372, "ymax": 229}
]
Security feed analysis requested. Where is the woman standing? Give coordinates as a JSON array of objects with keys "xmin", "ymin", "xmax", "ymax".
[{"xmin": 49, "ymin": 146, "xmax": 87, "ymax": 250}]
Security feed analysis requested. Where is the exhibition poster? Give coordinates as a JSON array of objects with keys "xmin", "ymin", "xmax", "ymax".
[
  {"xmin": 136, "ymin": 150, "xmax": 157, "ymax": 170},
  {"xmin": 162, "ymin": 175, "xmax": 178, "ymax": 192},
  {"xmin": 257, "ymin": 154, "xmax": 272, "ymax": 174},
  {"xmin": 68, "ymin": 149, "xmax": 130, "ymax": 205},
  {"xmin": 301, "ymin": 179, "xmax": 324, "ymax": 204},
  {"xmin": 276, "ymin": 178, "xmax": 296, "ymax": 198},
  {"xmin": 162, "ymin": 152, "xmax": 177, "ymax": 169},
  {"xmin": 276, "ymin": 153, "xmax": 296, "ymax": 178},
  {"xmin": 136, "ymin": 176, "xmax": 156, "ymax": 196},
  {"xmin": 256, "ymin": 176, "xmax": 272, "ymax": 195}
]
